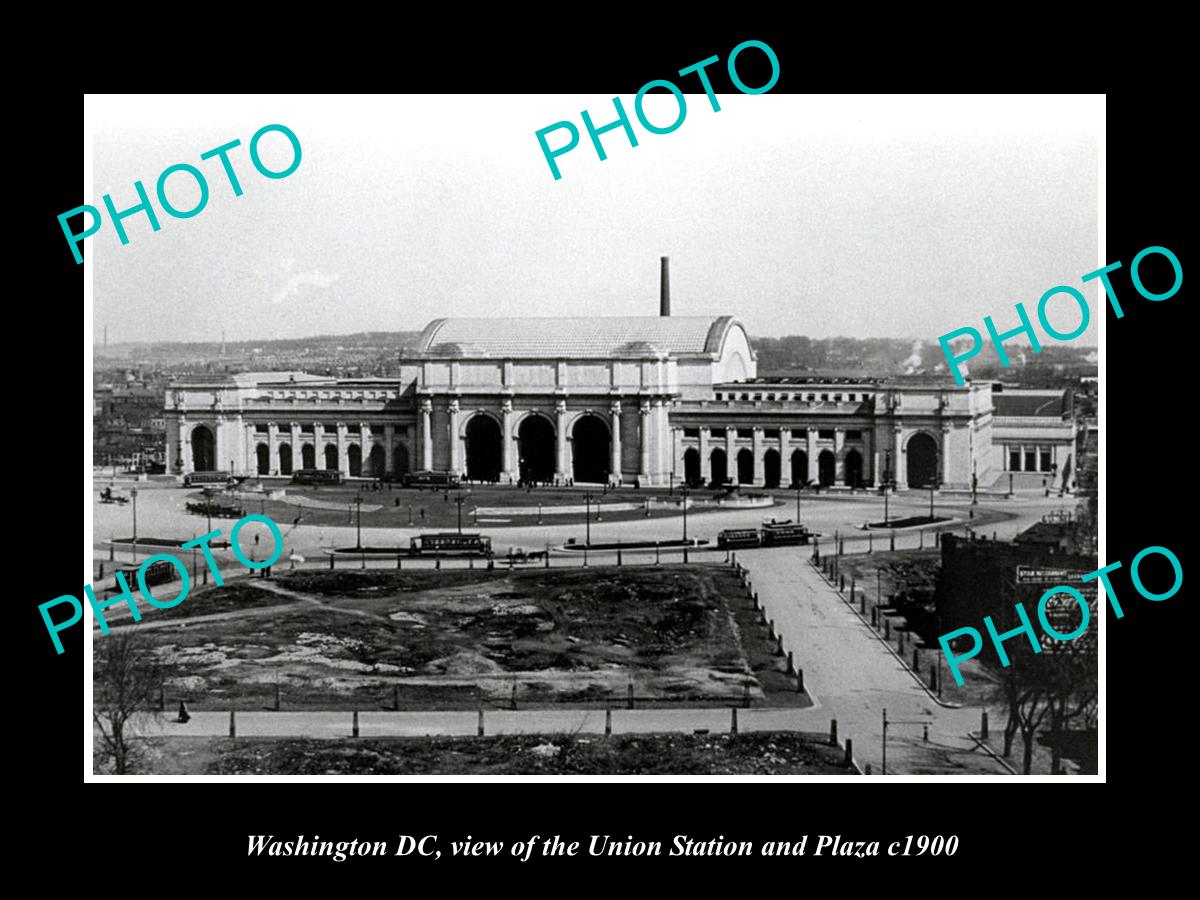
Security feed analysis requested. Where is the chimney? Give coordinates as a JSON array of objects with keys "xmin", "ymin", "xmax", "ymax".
[{"xmin": 660, "ymin": 256, "xmax": 670, "ymax": 317}]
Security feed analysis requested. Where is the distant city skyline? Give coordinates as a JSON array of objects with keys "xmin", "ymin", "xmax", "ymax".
[{"xmin": 90, "ymin": 94, "xmax": 1102, "ymax": 347}]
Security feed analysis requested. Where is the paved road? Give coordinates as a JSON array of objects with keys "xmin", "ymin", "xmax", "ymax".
[{"xmin": 736, "ymin": 548, "xmax": 1009, "ymax": 775}]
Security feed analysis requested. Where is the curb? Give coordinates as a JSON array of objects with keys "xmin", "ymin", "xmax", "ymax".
[{"xmin": 966, "ymin": 731, "xmax": 1019, "ymax": 775}]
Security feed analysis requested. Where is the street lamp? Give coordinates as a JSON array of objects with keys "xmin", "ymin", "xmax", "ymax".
[
  {"xmin": 583, "ymin": 490, "xmax": 594, "ymax": 546},
  {"xmin": 454, "ymin": 490, "xmax": 469, "ymax": 534},
  {"xmin": 130, "ymin": 487, "xmax": 139, "ymax": 562},
  {"xmin": 795, "ymin": 481, "xmax": 802, "ymax": 524},
  {"xmin": 971, "ymin": 462, "xmax": 978, "ymax": 506},
  {"xmin": 681, "ymin": 485, "xmax": 689, "ymax": 544},
  {"xmin": 881, "ymin": 450, "xmax": 894, "ymax": 525},
  {"xmin": 353, "ymin": 493, "xmax": 364, "ymax": 550}
]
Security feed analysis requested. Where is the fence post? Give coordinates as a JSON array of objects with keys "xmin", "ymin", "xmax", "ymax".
[
  {"xmin": 890, "ymin": 531, "xmax": 895, "ymax": 551},
  {"xmin": 787, "ymin": 650, "xmax": 795, "ymax": 675},
  {"xmin": 159, "ymin": 683, "xmax": 166, "ymax": 712},
  {"xmin": 627, "ymin": 681, "xmax": 634, "ymax": 710},
  {"xmin": 871, "ymin": 606, "xmax": 878, "ymax": 627},
  {"xmin": 352, "ymin": 710, "xmax": 360, "ymax": 738},
  {"xmin": 898, "ymin": 630, "xmax": 905, "ymax": 654},
  {"xmin": 329, "ymin": 554, "xmax": 335, "ymax": 570},
  {"xmin": 229, "ymin": 709, "xmax": 236, "ymax": 739},
  {"xmin": 884, "ymin": 618, "xmax": 891, "ymax": 640},
  {"xmin": 617, "ymin": 543, "xmax": 622, "ymax": 566},
  {"xmin": 860, "ymin": 592, "xmax": 866, "ymax": 614},
  {"xmin": 913, "ymin": 647, "xmax": 920, "ymax": 669},
  {"xmin": 477, "ymin": 705, "xmax": 485, "ymax": 737},
  {"xmin": 730, "ymin": 707, "xmax": 739, "ymax": 735},
  {"xmin": 776, "ymin": 633, "xmax": 785, "ymax": 656},
  {"xmin": 655, "ymin": 542, "xmax": 660, "ymax": 566},
  {"xmin": 868, "ymin": 531, "xmax": 873, "ymax": 553},
  {"xmin": 274, "ymin": 682, "xmax": 281, "ymax": 711},
  {"xmin": 605, "ymin": 705, "xmax": 612, "ymax": 736},
  {"xmin": 397, "ymin": 552, "xmax": 402, "ymax": 569},
  {"xmin": 683, "ymin": 543, "xmax": 689, "ymax": 564},
  {"xmin": 394, "ymin": 684, "xmax": 400, "ymax": 711},
  {"xmin": 511, "ymin": 681, "xmax": 518, "ymax": 711},
  {"xmin": 796, "ymin": 668, "xmax": 804, "ymax": 694},
  {"xmin": 743, "ymin": 681, "xmax": 751, "ymax": 708},
  {"xmin": 844, "ymin": 738, "xmax": 853, "ymax": 767},
  {"xmin": 753, "ymin": 591, "xmax": 759, "ymax": 609},
  {"xmin": 981, "ymin": 709, "xmax": 989, "ymax": 739},
  {"xmin": 829, "ymin": 718, "xmax": 838, "ymax": 746},
  {"xmin": 919, "ymin": 528, "xmax": 924, "ymax": 549},
  {"xmin": 929, "ymin": 664, "xmax": 937, "ymax": 690}
]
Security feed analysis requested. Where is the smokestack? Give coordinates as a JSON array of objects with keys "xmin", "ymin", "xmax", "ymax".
[{"xmin": 660, "ymin": 256, "xmax": 670, "ymax": 317}]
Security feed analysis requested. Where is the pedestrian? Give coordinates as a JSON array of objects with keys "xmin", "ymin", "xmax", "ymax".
[
  {"xmin": 177, "ymin": 701, "xmax": 191, "ymax": 724},
  {"xmin": 420, "ymin": 508, "xmax": 426, "ymax": 521}
]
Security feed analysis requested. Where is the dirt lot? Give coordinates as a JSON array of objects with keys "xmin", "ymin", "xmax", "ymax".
[
  {"xmin": 117, "ymin": 565, "xmax": 805, "ymax": 710},
  {"xmin": 148, "ymin": 733, "xmax": 855, "ymax": 775}
]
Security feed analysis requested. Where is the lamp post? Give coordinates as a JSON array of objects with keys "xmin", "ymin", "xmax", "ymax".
[
  {"xmin": 882, "ymin": 450, "xmax": 893, "ymax": 525},
  {"xmin": 353, "ymin": 493, "xmax": 364, "ymax": 550},
  {"xmin": 795, "ymin": 481, "xmax": 801, "ymax": 524},
  {"xmin": 130, "ymin": 487, "xmax": 139, "ymax": 562},
  {"xmin": 584, "ymin": 490, "xmax": 594, "ymax": 546},
  {"xmin": 454, "ymin": 491, "xmax": 468, "ymax": 535},
  {"xmin": 929, "ymin": 451, "xmax": 939, "ymax": 520}
]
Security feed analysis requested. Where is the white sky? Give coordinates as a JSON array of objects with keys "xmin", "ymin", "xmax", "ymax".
[{"xmin": 88, "ymin": 94, "xmax": 1102, "ymax": 345}]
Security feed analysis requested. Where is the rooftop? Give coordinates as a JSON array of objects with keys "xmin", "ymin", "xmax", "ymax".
[
  {"xmin": 413, "ymin": 316, "xmax": 743, "ymax": 359},
  {"xmin": 992, "ymin": 389, "xmax": 1072, "ymax": 418}
]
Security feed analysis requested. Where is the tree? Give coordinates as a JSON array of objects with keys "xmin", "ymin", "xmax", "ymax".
[
  {"xmin": 999, "ymin": 642, "xmax": 1096, "ymax": 775},
  {"xmin": 93, "ymin": 631, "xmax": 164, "ymax": 774}
]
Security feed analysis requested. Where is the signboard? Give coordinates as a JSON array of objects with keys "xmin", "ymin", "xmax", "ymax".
[{"xmin": 1015, "ymin": 566, "xmax": 1098, "ymax": 654}]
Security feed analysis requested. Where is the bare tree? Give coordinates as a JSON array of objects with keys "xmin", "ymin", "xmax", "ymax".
[
  {"xmin": 93, "ymin": 631, "xmax": 164, "ymax": 774},
  {"xmin": 1000, "ymin": 643, "xmax": 1096, "ymax": 775}
]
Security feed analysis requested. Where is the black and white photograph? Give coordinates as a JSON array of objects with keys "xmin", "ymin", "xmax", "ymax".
[{"xmin": 79, "ymin": 90, "xmax": 1109, "ymax": 780}]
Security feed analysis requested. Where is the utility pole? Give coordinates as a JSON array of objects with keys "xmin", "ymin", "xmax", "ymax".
[
  {"xmin": 882, "ymin": 449, "xmax": 893, "ymax": 525},
  {"xmin": 354, "ymin": 493, "xmax": 364, "ymax": 549},
  {"xmin": 584, "ymin": 491, "xmax": 593, "ymax": 546},
  {"xmin": 130, "ymin": 487, "xmax": 139, "ymax": 562},
  {"xmin": 454, "ymin": 491, "xmax": 467, "ymax": 535},
  {"xmin": 681, "ymin": 486, "xmax": 689, "ymax": 545},
  {"xmin": 882, "ymin": 707, "xmax": 888, "ymax": 775},
  {"xmin": 795, "ymin": 481, "xmax": 801, "ymax": 523}
]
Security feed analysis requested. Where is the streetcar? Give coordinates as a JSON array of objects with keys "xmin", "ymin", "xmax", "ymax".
[
  {"xmin": 717, "ymin": 519, "xmax": 812, "ymax": 549},
  {"xmin": 116, "ymin": 559, "xmax": 177, "ymax": 588},
  {"xmin": 402, "ymin": 470, "xmax": 462, "ymax": 489},
  {"xmin": 408, "ymin": 532, "xmax": 493, "ymax": 557},
  {"xmin": 291, "ymin": 468, "xmax": 343, "ymax": 486},
  {"xmin": 183, "ymin": 470, "xmax": 236, "ymax": 487},
  {"xmin": 716, "ymin": 527, "xmax": 762, "ymax": 549}
]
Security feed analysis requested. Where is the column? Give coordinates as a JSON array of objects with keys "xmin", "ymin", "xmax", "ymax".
[
  {"xmin": 699, "ymin": 426, "xmax": 710, "ymax": 483},
  {"xmin": 806, "ymin": 427, "xmax": 818, "ymax": 484},
  {"xmin": 1017, "ymin": 443, "xmax": 1024, "ymax": 472},
  {"xmin": 290, "ymin": 422, "xmax": 301, "ymax": 474},
  {"xmin": 501, "ymin": 398, "xmax": 515, "ymax": 482},
  {"xmin": 834, "ymin": 427, "xmax": 846, "ymax": 485},
  {"xmin": 752, "ymin": 426, "xmax": 764, "ymax": 486},
  {"xmin": 653, "ymin": 398, "xmax": 666, "ymax": 481},
  {"xmin": 361, "ymin": 422, "xmax": 373, "ymax": 476},
  {"xmin": 447, "ymin": 400, "xmax": 460, "ymax": 475},
  {"xmin": 384, "ymin": 424, "xmax": 395, "ymax": 475},
  {"xmin": 554, "ymin": 399, "xmax": 568, "ymax": 484},
  {"xmin": 941, "ymin": 426, "xmax": 951, "ymax": 484},
  {"xmin": 314, "ymin": 423, "xmax": 326, "ymax": 469},
  {"xmin": 638, "ymin": 400, "xmax": 652, "ymax": 483},
  {"xmin": 336, "ymin": 422, "xmax": 348, "ymax": 474},
  {"xmin": 863, "ymin": 430, "xmax": 874, "ymax": 484},
  {"xmin": 420, "ymin": 399, "xmax": 433, "ymax": 471},
  {"xmin": 244, "ymin": 424, "xmax": 255, "ymax": 475},
  {"xmin": 893, "ymin": 427, "xmax": 906, "ymax": 489},
  {"xmin": 609, "ymin": 400, "xmax": 622, "ymax": 485},
  {"xmin": 779, "ymin": 427, "xmax": 792, "ymax": 486},
  {"xmin": 268, "ymin": 421, "xmax": 279, "ymax": 473},
  {"xmin": 725, "ymin": 426, "xmax": 737, "ymax": 485},
  {"xmin": 181, "ymin": 420, "xmax": 192, "ymax": 474}
]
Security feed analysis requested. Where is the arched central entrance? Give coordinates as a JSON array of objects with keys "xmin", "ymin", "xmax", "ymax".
[
  {"xmin": 301, "ymin": 443, "xmax": 315, "ymax": 469},
  {"xmin": 256, "ymin": 443, "xmax": 270, "ymax": 476},
  {"xmin": 191, "ymin": 425, "xmax": 215, "ymax": 472},
  {"xmin": 907, "ymin": 433, "xmax": 939, "ymax": 488},
  {"xmin": 572, "ymin": 415, "xmax": 610, "ymax": 484},
  {"xmin": 763, "ymin": 449, "xmax": 781, "ymax": 488},
  {"xmin": 279, "ymin": 444, "xmax": 293, "ymax": 476},
  {"xmin": 818, "ymin": 450, "xmax": 836, "ymax": 487},
  {"xmin": 466, "ymin": 415, "xmax": 502, "ymax": 482},
  {"xmin": 791, "ymin": 449, "xmax": 808, "ymax": 486},
  {"xmin": 736, "ymin": 448, "xmax": 755, "ymax": 485},
  {"xmin": 710, "ymin": 448, "xmax": 728, "ymax": 487},
  {"xmin": 348, "ymin": 444, "xmax": 362, "ymax": 477},
  {"xmin": 518, "ymin": 414, "xmax": 556, "ymax": 484},
  {"xmin": 324, "ymin": 444, "xmax": 339, "ymax": 471}
]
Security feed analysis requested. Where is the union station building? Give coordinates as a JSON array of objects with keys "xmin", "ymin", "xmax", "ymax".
[{"xmin": 164, "ymin": 314, "xmax": 1076, "ymax": 493}]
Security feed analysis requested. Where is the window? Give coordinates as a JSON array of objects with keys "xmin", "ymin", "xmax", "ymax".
[
  {"xmin": 1009, "ymin": 448, "xmax": 1021, "ymax": 471},
  {"xmin": 807, "ymin": 394, "xmax": 816, "ymax": 402},
  {"xmin": 255, "ymin": 423, "xmax": 269, "ymax": 434},
  {"xmin": 1025, "ymin": 448, "xmax": 1037, "ymax": 471},
  {"xmin": 737, "ymin": 428, "xmax": 753, "ymax": 438},
  {"xmin": 819, "ymin": 429, "xmax": 834, "ymax": 439},
  {"xmin": 347, "ymin": 424, "xmax": 361, "ymax": 434},
  {"xmin": 394, "ymin": 426, "xmax": 408, "ymax": 436},
  {"xmin": 846, "ymin": 430, "xmax": 862, "ymax": 440},
  {"xmin": 715, "ymin": 393, "xmax": 723, "ymax": 401},
  {"xmin": 1040, "ymin": 448, "xmax": 1052, "ymax": 472},
  {"xmin": 710, "ymin": 428, "xmax": 726, "ymax": 438},
  {"xmin": 767, "ymin": 393, "xmax": 775, "ymax": 401},
  {"xmin": 834, "ymin": 394, "xmax": 842, "ymax": 402},
  {"xmin": 683, "ymin": 427, "xmax": 700, "ymax": 438},
  {"xmin": 765, "ymin": 428, "xmax": 780, "ymax": 439},
  {"xmin": 740, "ymin": 393, "xmax": 750, "ymax": 401},
  {"xmin": 821, "ymin": 394, "xmax": 829, "ymax": 402},
  {"xmin": 862, "ymin": 394, "xmax": 871, "ymax": 403}
]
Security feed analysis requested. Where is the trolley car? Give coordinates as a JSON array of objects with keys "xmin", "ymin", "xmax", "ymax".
[
  {"xmin": 183, "ymin": 471, "xmax": 236, "ymax": 487},
  {"xmin": 408, "ymin": 532, "xmax": 493, "ymax": 557},
  {"xmin": 291, "ymin": 468, "xmax": 343, "ymax": 486},
  {"xmin": 185, "ymin": 499, "xmax": 246, "ymax": 518},
  {"xmin": 116, "ymin": 559, "xmax": 177, "ymax": 588},
  {"xmin": 717, "ymin": 519, "xmax": 812, "ymax": 549}
]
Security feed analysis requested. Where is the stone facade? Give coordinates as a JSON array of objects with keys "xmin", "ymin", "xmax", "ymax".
[{"xmin": 163, "ymin": 317, "xmax": 1071, "ymax": 492}]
